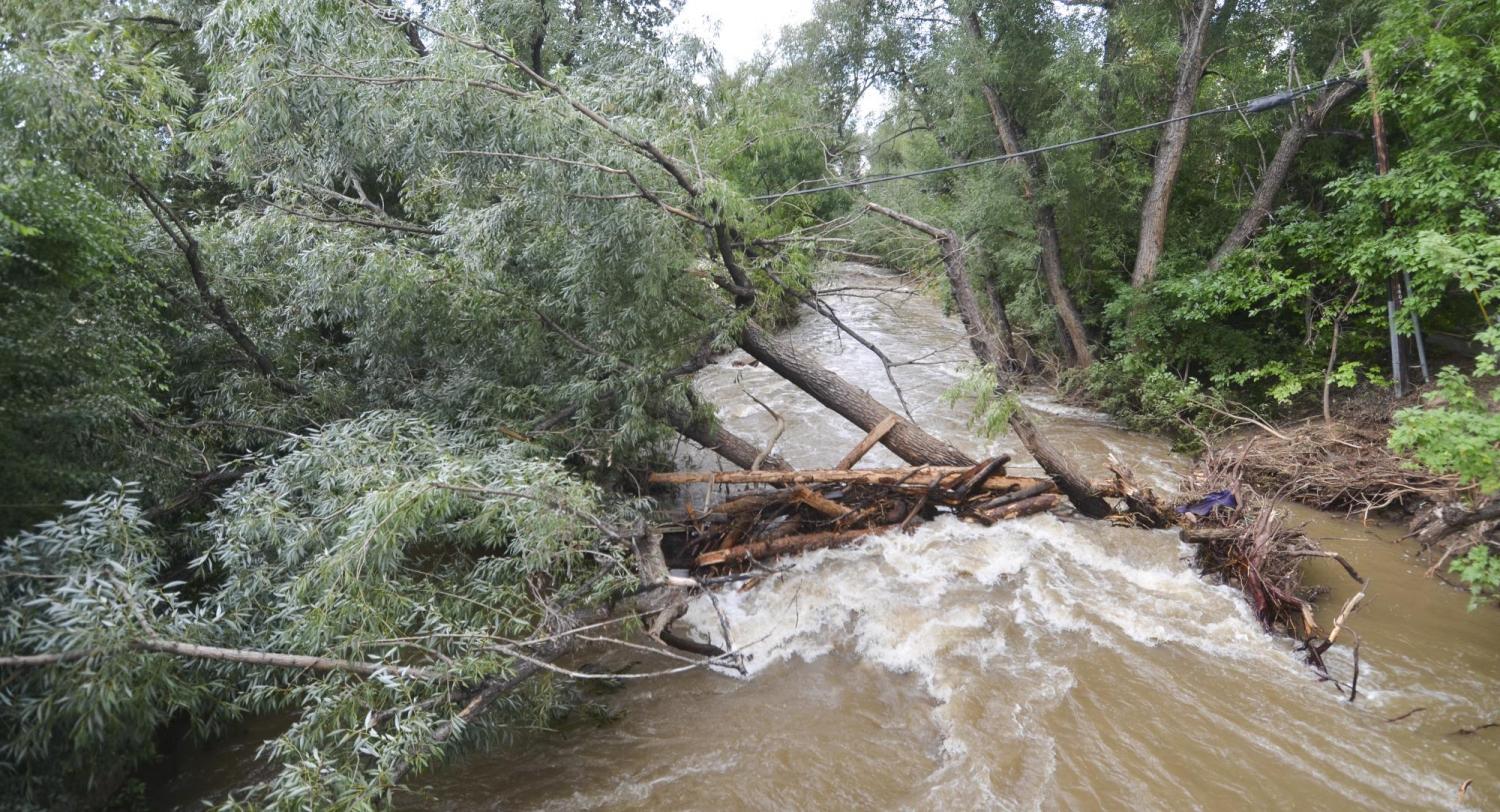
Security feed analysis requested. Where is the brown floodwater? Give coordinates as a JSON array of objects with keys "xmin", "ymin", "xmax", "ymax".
[{"xmin": 158, "ymin": 266, "xmax": 1500, "ymax": 810}]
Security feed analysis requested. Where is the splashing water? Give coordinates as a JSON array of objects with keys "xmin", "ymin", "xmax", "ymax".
[{"xmin": 160, "ymin": 267, "xmax": 1500, "ymax": 811}]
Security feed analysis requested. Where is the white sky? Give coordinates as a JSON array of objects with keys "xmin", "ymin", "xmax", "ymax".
[
  {"xmin": 670, "ymin": 0, "xmax": 893, "ymax": 125},
  {"xmin": 670, "ymin": 0, "xmax": 815, "ymax": 70}
]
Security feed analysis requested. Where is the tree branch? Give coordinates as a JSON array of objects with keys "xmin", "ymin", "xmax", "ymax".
[{"xmin": 129, "ymin": 173, "xmax": 302, "ymax": 395}]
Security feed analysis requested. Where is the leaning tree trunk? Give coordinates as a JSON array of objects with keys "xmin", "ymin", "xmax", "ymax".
[
  {"xmin": 1034, "ymin": 205, "xmax": 1093, "ymax": 366},
  {"xmin": 866, "ymin": 203, "xmax": 1009, "ymax": 370},
  {"xmin": 866, "ymin": 204, "xmax": 1113, "ymax": 518},
  {"xmin": 1129, "ymin": 0, "xmax": 1216, "ymax": 288},
  {"xmin": 1207, "ymin": 72, "xmax": 1363, "ymax": 271},
  {"xmin": 737, "ymin": 321, "xmax": 975, "ymax": 467},
  {"xmin": 982, "ymin": 277, "xmax": 1031, "ymax": 373},
  {"xmin": 665, "ymin": 393, "xmax": 791, "ymax": 472},
  {"xmin": 965, "ymin": 14, "xmax": 1094, "ymax": 367}
]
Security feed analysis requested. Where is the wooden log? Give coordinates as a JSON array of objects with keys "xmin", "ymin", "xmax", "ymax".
[
  {"xmin": 791, "ymin": 486, "xmax": 852, "ymax": 518},
  {"xmin": 951, "ymin": 456, "xmax": 1012, "ymax": 501},
  {"xmin": 835, "ymin": 414, "xmax": 899, "ymax": 469},
  {"xmin": 695, "ymin": 528, "xmax": 879, "ymax": 568},
  {"xmin": 973, "ymin": 480, "xmax": 1056, "ymax": 511},
  {"xmin": 980, "ymin": 492, "xmax": 1060, "ymax": 521},
  {"xmin": 649, "ymin": 466, "xmax": 1041, "ymax": 493}
]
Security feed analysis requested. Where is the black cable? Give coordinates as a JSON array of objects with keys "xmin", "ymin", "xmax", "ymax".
[{"xmin": 751, "ymin": 74, "xmax": 1358, "ymax": 203}]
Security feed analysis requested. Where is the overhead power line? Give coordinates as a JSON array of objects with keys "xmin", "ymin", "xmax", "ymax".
[{"xmin": 751, "ymin": 74, "xmax": 1360, "ymax": 203}]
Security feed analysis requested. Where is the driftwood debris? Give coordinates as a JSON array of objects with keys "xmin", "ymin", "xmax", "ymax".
[{"xmin": 653, "ymin": 454, "xmax": 1055, "ymax": 570}]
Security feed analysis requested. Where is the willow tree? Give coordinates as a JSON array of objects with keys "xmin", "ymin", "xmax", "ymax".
[{"xmin": 2, "ymin": 0, "xmax": 986, "ymax": 804}]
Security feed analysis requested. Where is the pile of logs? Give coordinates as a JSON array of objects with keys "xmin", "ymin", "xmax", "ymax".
[{"xmin": 652, "ymin": 443, "xmax": 1058, "ymax": 571}]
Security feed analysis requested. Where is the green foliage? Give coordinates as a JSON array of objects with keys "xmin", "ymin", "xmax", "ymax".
[
  {"xmin": 4, "ymin": 0, "xmax": 1500, "ymax": 801},
  {"xmin": 943, "ymin": 363, "xmax": 1019, "ymax": 440},
  {"xmin": 1391, "ymin": 367, "xmax": 1500, "ymax": 494},
  {"xmin": 1066, "ymin": 355, "xmax": 1219, "ymax": 451},
  {"xmin": 1449, "ymin": 545, "xmax": 1500, "ymax": 610},
  {"xmin": 1, "ymin": 412, "xmax": 639, "ymax": 808},
  {"xmin": 0, "ymin": 155, "xmax": 171, "ymax": 535},
  {"xmin": 0, "ymin": 486, "xmax": 209, "ymax": 807}
]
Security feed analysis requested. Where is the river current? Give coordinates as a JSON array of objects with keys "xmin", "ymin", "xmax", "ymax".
[{"xmin": 161, "ymin": 266, "xmax": 1500, "ymax": 810}]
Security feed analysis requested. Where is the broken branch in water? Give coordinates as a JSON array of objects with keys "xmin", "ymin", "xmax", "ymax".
[{"xmin": 835, "ymin": 414, "xmax": 899, "ymax": 470}]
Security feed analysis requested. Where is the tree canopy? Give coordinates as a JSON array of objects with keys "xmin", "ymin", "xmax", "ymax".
[{"xmin": 2, "ymin": 0, "xmax": 1497, "ymax": 806}]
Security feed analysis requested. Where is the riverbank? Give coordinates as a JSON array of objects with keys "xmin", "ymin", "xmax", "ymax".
[{"xmin": 147, "ymin": 269, "xmax": 1499, "ymax": 810}]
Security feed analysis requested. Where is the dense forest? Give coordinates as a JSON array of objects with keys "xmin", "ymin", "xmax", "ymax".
[{"xmin": 2, "ymin": 0, "xmax": 1497, "ymax": 808}]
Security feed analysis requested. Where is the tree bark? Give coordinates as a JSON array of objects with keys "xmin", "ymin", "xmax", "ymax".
[
  {"xmin": 982, "ymin": 276, "xmax": 1029, "ymax": 373},
  {"xmin": 866, "ymin": 203, "xmax": 1009, "ymax": 369},
  {"xmin": 737, "ymin": 321, "xmax": 975, "ymax": 467},
  {"xmin": 664, "ymin": 394, "xmax": 791, "ymax": 472},
  {"xmin": 866, "ymin": 204, "xmax": 1114, "ymax": 518},
  {"xmin": 1129, "ymin": 0, "xmax": 1216, "ymax": 288},
  {"xmin": 1207, "ymin": 76, "xmax": 1362, "ymax": 271},
  {"xmin": 1034, "ymin": 205, "xmax": 1093, "ymax": 365},
  {"xmin": 964, "ymin": 14, "xmax": 1094, "ymax": 366}
]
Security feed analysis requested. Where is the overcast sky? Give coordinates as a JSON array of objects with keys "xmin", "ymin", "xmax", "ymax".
[
  {"xmin": 669, "ymin": 0, "xmax": 894, "ymax": 125},
  {"xmin": 670, "ymin": 0, "xmax": 815, "ymax": 70}
]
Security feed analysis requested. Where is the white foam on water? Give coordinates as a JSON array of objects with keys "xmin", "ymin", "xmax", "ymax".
[{"xmin": 680, "ymin": 512, "xmax": 1304, "ymax": 807}]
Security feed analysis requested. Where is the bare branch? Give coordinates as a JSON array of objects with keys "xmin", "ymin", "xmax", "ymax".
[{"xmin": 1, "ymin": 638, "xmax": 447, "ymax": 680}]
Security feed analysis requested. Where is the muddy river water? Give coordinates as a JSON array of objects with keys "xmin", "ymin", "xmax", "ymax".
[{"xmin": 162, "ymin": 267, "xmax": 1500, "ymax": 810}]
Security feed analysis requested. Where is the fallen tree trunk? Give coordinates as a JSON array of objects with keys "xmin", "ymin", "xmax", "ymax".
[
  {"xmin": 738, "ymin": 320, "xmax": 974, "ymax": 467},
  {"xmin": 664, "ymin": 395, "xmax": 790, "ymax": 472}
]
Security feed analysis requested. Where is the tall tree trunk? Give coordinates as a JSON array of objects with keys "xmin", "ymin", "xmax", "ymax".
[
  {"xmin": 866, "ymin": 204, "xmax": 1114, "ymax": 518},
  {"xmin": 1207, "ymin": 75, "xmax": 1362, "ymax": 271},
  {"xmin": 982, "ymin": 276, "xmax": 1028, "ymax": 373},
  {"xmin": 966, "ymin": 14, "xmax": 1094, "ymax": 367},
  {"xmin": 737, "ymin": 321, "xmax": 975, "ymax": 467},
  {"xmin": 1129, "ymin": 0, "xmax": 1216, "ymax": 288},
  {"xmin": 1094, "ymin": 0, "xmax": 1123, "ymax": 161}
]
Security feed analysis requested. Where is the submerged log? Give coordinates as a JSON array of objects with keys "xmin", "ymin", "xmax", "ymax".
[{"xmin": 979, "ymin": 492, "xmax": 1060, "ymax": 522}]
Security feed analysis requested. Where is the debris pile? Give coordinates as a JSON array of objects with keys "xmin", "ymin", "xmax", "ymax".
[
  {"xmin": 651, "ymin": 454, "xmax": 1057, "ymax": 571},
  {"xmin": 1227, "ymin": 422, "xmax": 1468, "ymax": 516},
  {"xmin": 1177, "ymin": 446, "xmax": 1370, "ymax": 698}
]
